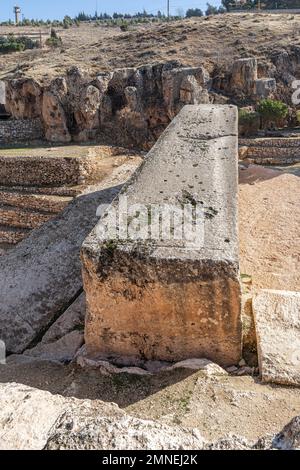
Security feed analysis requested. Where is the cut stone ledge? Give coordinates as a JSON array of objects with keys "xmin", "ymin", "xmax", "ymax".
[
  {"xmin": 253, "ymin": 289, "xmax": 300, "ymax": 386},
  {"xmin": 81, "ymin": 104, "xmax": 242, "ymax": 367}
]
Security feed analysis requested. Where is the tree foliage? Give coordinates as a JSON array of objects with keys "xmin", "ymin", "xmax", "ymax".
[
  {"xmin": 186, "ymin": 8, "xmax": 204, "ymax": 17},
  {"xmin": 257, "ymin": 99, "xmax": 288, "ymax": 128}
]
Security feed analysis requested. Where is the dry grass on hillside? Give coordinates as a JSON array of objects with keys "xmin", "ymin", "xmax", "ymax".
[{"xmin": 1, "ymin": 13, "xmax": 300, "ymax": 82}]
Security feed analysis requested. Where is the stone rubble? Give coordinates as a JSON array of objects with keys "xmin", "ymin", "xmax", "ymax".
[{"xmin": 0, "ymin": 382, "xmax": 299, "ymax": 450}]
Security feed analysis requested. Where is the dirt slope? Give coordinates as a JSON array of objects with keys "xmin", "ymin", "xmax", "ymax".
[{"xmin": 1, "ymin": 13, "xmax": 300, "ymax": 82}]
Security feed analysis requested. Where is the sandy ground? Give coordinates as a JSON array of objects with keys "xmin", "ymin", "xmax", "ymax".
[
  {"xmin": 1, "ymin": 13, "xmax": 300, "ymax": 81},
  {"xmin": 239, "ymin": 164, "xmax": 300, "ymax": 291}
]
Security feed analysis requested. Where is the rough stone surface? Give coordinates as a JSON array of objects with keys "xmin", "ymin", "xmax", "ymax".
[
  {"xmin": 41, "ymin": 293, "xmax": 85, "ymax": 344},
  {"xmin": 77, "ymin": 353, "xmax": 228, "ymax": 377},
  {"xmin": 241, "ymin": 293, "xmax": 257, "ymax": 366},
  {"xmin": 5, "ymin": 78, "xmax": 42, "ymax": 119},
  {"xmin": 253, "ymin": 290, "xmax": 300, "ymax": 386},
  {"xmin": 230, "ymin": 58, "xmax": 257, "ymax": 95},
  {"xmin": 42, "ymin": 91, "xmax": 71, "ymax": 143},
  {"xmin": 23, "ymin": 330, "xmax": 84, "ymax": 363},
  {"xmin": 0, "ymin": 146, "xmax": 141, "ymax": 247},
  {"xmin": 4, "ymin": 62, "xmax": 211, "ymax": 148},
  {"xmin": 0, "ymin": 118, "xmax": 44, "ymax": 144},
  {"xmin": 0, "ymin": 150, "xmax": 107, "ymax": 187},
  {"xmin": 254, "ymin": 78, "xmax": 276, "ymax": 99},
  {"xmin": 273, "ymin": 416, "xmax": 300, "ymax": 450},
  {"xmin": 0, "ymin": 382, "xmax": 299, "ymax": 450},
  {"xmin": 0, "ymin": 383, "xmax": 205, "ymax": 450},
  {"xmin": 82, "ymin": 105, "xmax": 242, "ymax": 367}
]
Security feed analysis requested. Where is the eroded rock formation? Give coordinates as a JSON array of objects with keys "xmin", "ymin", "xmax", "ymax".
[
  {"xmin": 4, "ymin": 52, "xmax": 300, "ymax": 147},
  {"xmin": 3, "ymin": 61, "xmax": 212, "ymax": 148}
]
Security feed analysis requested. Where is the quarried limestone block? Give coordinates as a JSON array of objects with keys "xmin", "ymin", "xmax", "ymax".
[
  {"xmin": 82, "ymin": 105, "xmax": 242, "ymax": 366},
  {"xmin": 253, "ymin": 289, "xmax": 300, "ymax": 386}
]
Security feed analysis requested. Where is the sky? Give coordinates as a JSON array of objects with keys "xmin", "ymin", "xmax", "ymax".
[{"xmin": 0, "ymin": 1, "xmax": 222, "ymax": 21}]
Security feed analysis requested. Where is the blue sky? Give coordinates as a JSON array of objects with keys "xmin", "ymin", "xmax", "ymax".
[{"xmin": 0, "ymin": 1, "xmax": 222, "ymax": 21}]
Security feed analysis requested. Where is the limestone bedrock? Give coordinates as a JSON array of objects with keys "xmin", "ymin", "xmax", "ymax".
[{"xmin": 82, "ymin": 105, "xmax": 242, "ymax": 367}]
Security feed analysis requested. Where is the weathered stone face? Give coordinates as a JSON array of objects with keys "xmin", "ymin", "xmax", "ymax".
[
  {"xmin": 253, "ymin": 290, "xmax": 300, "ymax": 386},
  {"xmin": 162, "ymin": 66, "xmax": 210, "ymax": 119},
  {"xmin": 254, "ymin": 78, "xmax": 276, "ymax": 99},
  {"xmin": 74, "ymin": 85, "xmax": 101, "ymax": 141},
  {"xmin": 230, "ymin": 58, "xmax": 258, "ymax": 96},
  {"xmin": 42, "ymin": 91, "xmax": 71, "ymax": 143},
  {"xmin": 82, "ymin": 105, "xmax": 242, "ymax": 367},
  {"xmin": 5, "ymin": 79, "xmax": 42, "ymax": 119}
]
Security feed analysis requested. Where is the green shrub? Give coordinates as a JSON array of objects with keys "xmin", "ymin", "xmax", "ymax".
[
  {"xmin": 46, "ymin": 29, "xmax": 62, "ymax": 48},
  {"xmin": 120, "ymin": 22, "xmax": 129, "ymax": 32},
  {"xmin": 257, "ymin": 99, "xmax": 288, "ymax": 129},
  {"xmin": 238, "ymin": 108, "xmax": 260, "ymax": 137},
  {"xmin": 0, "ymin": 34, "xmax": 39, "ymax": 53}
]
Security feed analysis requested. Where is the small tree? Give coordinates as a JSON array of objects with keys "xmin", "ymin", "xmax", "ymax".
[
  {"xmin": 238, "ymin": 108, "xmax": 260, "ymax": 136},
  {"xmin": 46, "ymin": 28, "xmax": 62, "ymax": 48},
  {"xmin": 186, "ymin": 8, "xmax": 203, "ymax": 18},
  {"xmin": 222, "ymin": 0, "xmax": 232, "ymax": 11},
  {"xmin": 205, "ymin": 3, "xmax": 218, "ymax": 15},
  {"xmin": 257, "ymin": 99, "xmax": 288, "ymax": 129}
]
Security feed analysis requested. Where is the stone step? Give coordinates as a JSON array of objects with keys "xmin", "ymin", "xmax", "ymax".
[
  {"xmin": 240, "ymin": 138, "xmax": 300, "ymax": 148},
  {"xmin": 0, "ymin": 190, "xmax": 72, "ymax": 213},
  {"xmin": 0, "ymin": 225, "xmax": 31, "ymax": 244},
  {"xmin": 0, "ymin": 205, "xmax": 55, "ymax": 230},
  {"xmin": 245, "ymin": 147, "xmax": 300, "ymax": 162},
  {"xmin": 0, "ymin": 149, "xmax": 107, "ymax": 187}
]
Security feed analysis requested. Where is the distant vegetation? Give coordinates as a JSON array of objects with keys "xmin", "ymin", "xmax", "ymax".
[
  {"xmin": 1, "ymin": 2, "xmax": 300, "ymax": 30},
  {"xmin": 186, "ymin": 8, "xmax": 204, "ymax": 17},
  {"xmin": 0, "ymin": 11, "xmax": 172, "ymax": 28},
  {"xmin": 0, "ymin": 7, "xmax": 227, "ymax": 29},
  {"xmin": 0, "ymin": 34, "xmax": 39, "ymax": 53},
  {"xmin": 1, "ymin": 1, "xmax": 300, "ymax": 29},
  {"xmin": 222, "ymin": 0, "xmax": 300, "ymax": 11}
]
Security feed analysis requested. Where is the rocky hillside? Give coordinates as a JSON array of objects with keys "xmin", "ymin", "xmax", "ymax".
[
  {"xmin": 0, "ymin": 13, "xmax": 300, "ymax": 82},
  {"xmin": 1, "ymin": 13, "xmax": 300, "ymax": 148}
]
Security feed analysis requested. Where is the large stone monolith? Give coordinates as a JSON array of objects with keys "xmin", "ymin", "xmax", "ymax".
[{"xmin": 81, "ymin": 105, "xmax": 242, "ymax": 366}]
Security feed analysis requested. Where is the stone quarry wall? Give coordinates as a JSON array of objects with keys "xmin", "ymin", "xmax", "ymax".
[
  {"xmin": 1, "ymin": 54, "xmax": 286, "ymax": 148},
  {"xmin": 3, "ymin": 62, "xmax": 211, "ymax": 149},
  {"xmin": 82, "ymin": 104, "xmax": 242, "ymax": 367},
  {"xmin": 239, "ymin": 137, "xmax": 300, "ymax": 164},
  {"xmin": 0, "ymin": 118, "xmax": 44, "ymax": 145}
]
